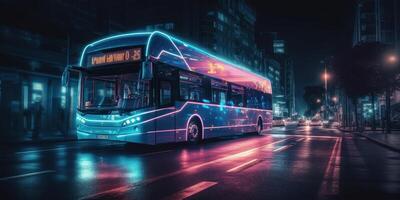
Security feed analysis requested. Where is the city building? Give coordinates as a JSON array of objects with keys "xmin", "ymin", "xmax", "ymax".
[
  {"xmin": 0, "ymin": 0, "xmax": 129, "ymax": 139},
  {"xmin": 257, "ymin": 32, "xmax": 296, "ymax": 117},
  {"xmin": 353, "ymin": 0, "xmax": 400, "ymax": 48}
]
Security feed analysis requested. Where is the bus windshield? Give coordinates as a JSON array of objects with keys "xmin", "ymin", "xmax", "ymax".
[{"xmin": 81, "ymin": 72, "xmax": 150, "ymax": 112}]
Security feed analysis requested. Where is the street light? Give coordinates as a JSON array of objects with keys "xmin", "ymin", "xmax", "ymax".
[
  {"xmin": 332, "ymin": 96, "xmax": 338, "ymax": 103},
  {"xmin": 387, "ymin": 55, "xmax": 397, "ymax": 64},
  {"xmin": 316, "ymin": 98, "xmax": 321, "ymax": 103},
  {"xmin": 383, "ymin": 54, "xmax": 397, "ymax": 134},
  {"xmin": 322, "ymin": 68, "xmax": 329, "ymax": 120}
]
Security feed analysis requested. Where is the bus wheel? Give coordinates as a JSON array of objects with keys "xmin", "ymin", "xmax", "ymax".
[
  {"xmin": 188, "ymin": 120, "xmax": 202, "ymax": 143},
  {"xmin": 257, "ymin": 119, "xmax": 263, "ymax": 135}
]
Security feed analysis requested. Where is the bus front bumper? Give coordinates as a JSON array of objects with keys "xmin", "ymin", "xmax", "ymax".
[{"xmin": 76, "ymin": 126, "xmax": 155, "ymax": 145}]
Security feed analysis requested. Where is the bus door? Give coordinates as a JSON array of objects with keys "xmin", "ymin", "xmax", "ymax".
[{"xmin": 154, "ymin": 65, "xmax": 177, "ymax": 144}]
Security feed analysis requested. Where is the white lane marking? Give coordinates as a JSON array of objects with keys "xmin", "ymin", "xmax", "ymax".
[
  {"xmin": 165, "ymin": 181, "xmax": 217, "ymax": 200},
  {"xmin": 79, "ymin": 185, "xmax": 133, "ymax": 200},
  {"xmin": 226, "ymin": 159, "xmax": 259, "ymax": 173},
  {"xmin": 140, "ymin": 150, "xmax": 173, "ymax": 156},
  {"xmin": 273, "ymin": 145, "xmax": 292, "ymax": 152},
  {"xmin": 0, "ymin": 170, "xmax": 55, "ymax": 181},
  {"xmin": 318, "ymin": 137, "xmax": 342, "ymax": 196},
  {"xmin": 16, "ymin": 147, "xmax": 70, "ymax": 154},
  {"xmin": 296, "ymin": 138, "xmax": 305, "ymax": 142},
  {"xmin": 269, "ymin": 134, "xmax": 339, "ymax": 139},
  {"xmin": 79, "ymin": 137, "xmax": 292, "ymax": 199}
]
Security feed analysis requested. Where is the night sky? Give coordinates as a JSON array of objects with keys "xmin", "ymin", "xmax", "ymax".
[{"xmin": 247, "ymin": 0, "xmax": 355, "ymax": 114}]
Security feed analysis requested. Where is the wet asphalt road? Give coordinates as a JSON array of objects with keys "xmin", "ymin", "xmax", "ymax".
[{"xmin": 0, "ymin": 124, "xmax": 399, "ymax": 200}]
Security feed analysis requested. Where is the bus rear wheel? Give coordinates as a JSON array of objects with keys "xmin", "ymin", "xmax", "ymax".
[
  {"xmin": 257, "ymin": 119, "xmax": 263, "ymax": 135},
  {"xmin": 187, "ymin": 120, "xmax": 202, "ymax": 143}
]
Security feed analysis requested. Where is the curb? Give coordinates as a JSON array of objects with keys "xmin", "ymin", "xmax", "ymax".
[
  {"xmin": 354, "ymin": 132, "xmax": 400, "ymax": 153},
  {"xmin": 338, "ymin": 128, "xmax": 354, "ymax": 133}
]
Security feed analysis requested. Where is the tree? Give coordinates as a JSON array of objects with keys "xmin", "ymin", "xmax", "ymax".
[
  {"xmin": 303, "ymin": 86, "xmax": 325, "ymax": 118},
  {"xmin": 334, "ymin": 42, "xmax": 400, "ymax": 131}
]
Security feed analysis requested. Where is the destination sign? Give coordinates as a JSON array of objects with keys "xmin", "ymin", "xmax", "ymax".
[{"xmin": 88, "ymin": 48, "xmax": 142, "ymax": 67}]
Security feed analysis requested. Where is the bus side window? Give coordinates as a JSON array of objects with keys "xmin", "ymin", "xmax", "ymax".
[
  {"xmin": 160, "ymin": 81, "xmax": 172, "ymax": 106},
  {"xmin": 230, "ymin": 85, "xmax": 244, "ymax": 107},
  {"xmin": 219, "ymin": 90, "xmax": 227, "ymax": 105}
]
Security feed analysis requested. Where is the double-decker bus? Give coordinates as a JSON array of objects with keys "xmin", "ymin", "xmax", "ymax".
[{"xmin": 62, "ymin": 31, "xmax": 272, "ymax": 145}]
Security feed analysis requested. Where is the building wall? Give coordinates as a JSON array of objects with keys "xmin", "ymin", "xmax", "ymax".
[
  {"xmin": 0, "ymin": 0, "xmax": 128, "ymax": 139},
  {"xmin": 256, "ymin": 32, "xmax": 296, "ymax": 117},
  {"xmin": 0, "ymin": 0, "xmax": 270, "ymax": 139},
  {"xmin": 354, "ymin": 0, "xmax": 400, "ymax": 47}
]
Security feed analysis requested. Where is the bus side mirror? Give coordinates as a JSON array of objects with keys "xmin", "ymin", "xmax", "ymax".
[
  {"xmin": 61, "ymin": 67, "xmax": 70, "ymax": 87},
  {"xmin": 141, "ymin": 61, "xmax": 153, "ymax": 80}
]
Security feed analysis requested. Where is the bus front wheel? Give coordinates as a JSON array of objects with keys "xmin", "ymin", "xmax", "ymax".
[{"xmin": 187, "ymin": 120, "xmax": 202, "ymax": 143}]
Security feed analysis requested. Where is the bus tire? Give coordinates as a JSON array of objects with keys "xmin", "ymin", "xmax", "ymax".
[
  {"xmin": 257, "ymin": 118, "xmax": 263, "ymax": 135},
  {"xmin": 187, "ymin": 119, "xmax": 202, "ymax": 143}
]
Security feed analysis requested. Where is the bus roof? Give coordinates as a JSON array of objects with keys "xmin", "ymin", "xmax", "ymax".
[{"xmin": 80, "ymin": 31, "xmax": 272, "ymax": 94}]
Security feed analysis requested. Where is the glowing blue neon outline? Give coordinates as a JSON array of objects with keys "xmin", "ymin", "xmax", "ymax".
[
  {"xmin": 77, "ymin": 106, "xmax": 175, "ymax": 124},
  {"xmin": 145, "ymin": 31, "xmax": 191, "ymax": 70},
  {"xmin": 78, "ymin": 101, "xmax": 272, "ymax": 127},
  {"xmin": 78, "ymin": 31, "xmax": 269, "ymax": 84},
  {"xmin": 116, "ymin": 132, "xmax": 142, "ymax": 138}
]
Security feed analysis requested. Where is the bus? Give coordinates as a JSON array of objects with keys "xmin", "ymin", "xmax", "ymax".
[{"xmin": 62, "ymin": 31, "xmax": 273, "ymax": 145}]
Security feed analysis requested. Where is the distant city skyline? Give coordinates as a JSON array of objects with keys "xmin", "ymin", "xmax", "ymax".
[{"xmin": 247, "ymin": 0, "xmax": 355, "ymax": 114}]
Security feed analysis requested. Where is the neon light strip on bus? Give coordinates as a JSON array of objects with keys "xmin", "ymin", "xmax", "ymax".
[{"xmin": 78, "ymin": 101, "xmax": 270, "ymax": 126}]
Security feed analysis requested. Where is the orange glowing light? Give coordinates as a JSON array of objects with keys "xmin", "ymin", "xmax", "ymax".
[
  {"xmin": 207, "ymin": 62, "xmax": 224, "ymax": 74},
  {"xmin": 323, "ymin": 72, "xmax": 329, "ymax": 80},
  {"xmin": 388, "ymin": 55, "xmax": 397, "ymax": 64}
]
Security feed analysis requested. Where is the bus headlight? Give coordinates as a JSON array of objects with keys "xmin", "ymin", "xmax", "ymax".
[
  {"xmin": 122, "ymin": 117, "xmax": 141, "ymax": 126},
  {"xmin": 76, "ymin": 115, "xmax": 86, "ymax": 124}
]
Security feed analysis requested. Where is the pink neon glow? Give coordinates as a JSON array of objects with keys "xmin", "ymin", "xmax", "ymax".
[
  {"xmin": 203, "ymin": 124, "xmax": 256, "ymax": 130},
  {"xmin": 150, "ymin": 46, "xmax": 272, "ymax": 93},
  {"xmin": 129, "ymin": 101, "xmax": 271, "ymax": 128},
  {"xmin": 181, "ymin": 50, "xmax": 272, "ymax": 93}
]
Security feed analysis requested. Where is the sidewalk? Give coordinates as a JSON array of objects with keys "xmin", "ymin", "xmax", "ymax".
[
  {"xmin": 357, "ymin": 131, "xmax": 400, "ymax": 153},
  {"xmin": 339, "ymin": 127, "xmax": 400, "ymax": 153}
]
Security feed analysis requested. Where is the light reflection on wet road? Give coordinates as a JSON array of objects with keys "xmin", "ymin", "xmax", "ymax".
[{"xmin": 0, "ymin": 124, "xmax": 399, "ymax": 200}]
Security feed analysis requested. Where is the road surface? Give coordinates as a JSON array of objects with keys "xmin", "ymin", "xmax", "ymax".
[{"xmin": 0, "ymin": 124, "xmax": 399, "ymax": 200}]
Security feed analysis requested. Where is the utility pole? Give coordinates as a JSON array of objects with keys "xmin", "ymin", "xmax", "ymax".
[{"xmin": 324, "ymin": 66, "xmax": 328, "ymax": 120}]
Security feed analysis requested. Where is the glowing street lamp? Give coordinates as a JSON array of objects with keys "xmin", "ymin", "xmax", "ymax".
[
  {"xmin": 322, "ymin": 67, "xmax": 329, "ymax": 120},
  {"xmin": 316, "ymin": 98, "xmax": 321, "ymax": 103},
  {"xmin": 332, "ymin": 96, "xmax": 338, "ymax": 103},
  {"xmin": 387, "ymin": 55, "xmax": 397, "ymax": 64}
]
